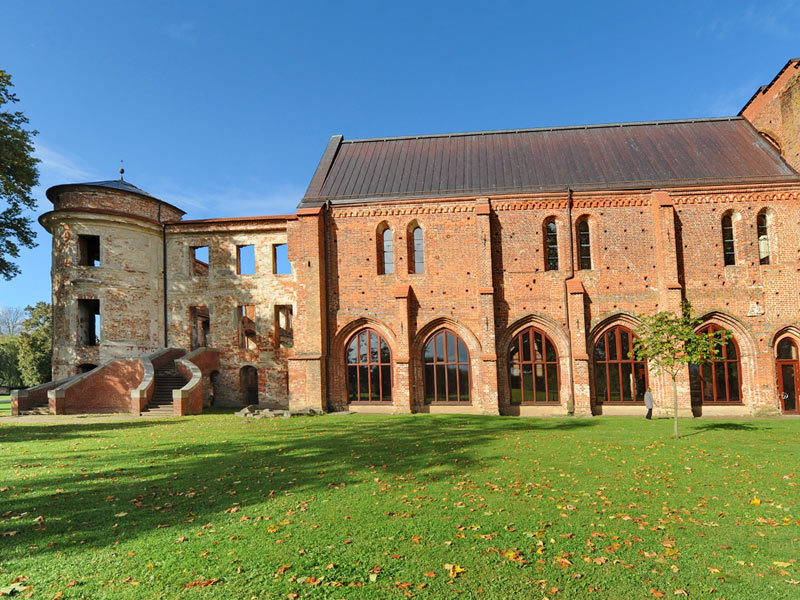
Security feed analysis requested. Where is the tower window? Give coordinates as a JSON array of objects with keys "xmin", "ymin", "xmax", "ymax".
[
  {"xmin": 577, "ymin": 219, "xmax": 592, "ymax": 270},
  {"xmin": 236, "ymin": 245, "xmax": 255, "ymax": 275},
  {"xmin": 378, "ymin": 226, "xmax": 394, "ymax": 275},
  {"xmin": 757, "ymin": 211, "xmax": 770, "ymax": 265},
  {"xmin": 544, "ymin": 219, "xmax": 558, "ymax": 271},
  {"xmin": 78, "ymin": 235, "xmax": 100, "ymax": 267},
  {"xmin": 77, "ymin": 299, "xmax": 100, "ymax": 346},
  {"xmin": 409, "ymin": 226, "xmax": 424, "ymax": 274}
]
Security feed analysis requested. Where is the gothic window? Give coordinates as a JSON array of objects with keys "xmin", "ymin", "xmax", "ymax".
[
  {"xmin": 409, "ymin": 225, "xmax": 424, "ymax": 274},
  {"xmin": 544, "ymin": 219, "xmax": 558, "ymax": 271},
  {"xmin": 577, "ymin": 219, "xmax": 592, "ymax": 270},
  {"xmin": 423, "ymin": 330, "xmax": 469, "ymax": 403},
  {"xmin": 593, "ymin": 326, "xmax": 647, "ymax": 403},
  {"xmin": 378, "ymin": 224, "xmax": 394, "ymax": 275},
  {"xmin": 757, "ymin": 211, "xmax": 770, "ymax": 265},
  {"xmin": 509, "ymin": 327, "xmax": 559, "ymax": 403},
  {"xmin": 722, "ymin": 214, "xmax": 736, "ymax": 266},
  {"xmin": 689, "ymin": 325, "xmax": 741, "ymax": 404},
  {"xmin": 346, "ymin": 329, "xmax": 392, "ymax": 402}
]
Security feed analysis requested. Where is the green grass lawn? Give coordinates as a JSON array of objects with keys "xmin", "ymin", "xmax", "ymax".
[
  {"xmin": 0, "ymin": 414, "xmax": 798, "ymax": 599},
  {"xmin": 0, "ymin": 396, "xmax": 10, "ymax": 417}
]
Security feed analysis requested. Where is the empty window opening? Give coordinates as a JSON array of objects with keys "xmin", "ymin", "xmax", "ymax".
[
  {"xmin": 239, "ymin": 366, "xmax": 259, "ymax": 406},
  {"xmin": 237, "ymin": 244, "xmax": 255, "ymax": 275},
  {"xmin": 409, "ymin": 226, "xmax": 424, "ymax": 274},
  {"xmin": 544, "ymin": 219, "xmax": 559, "ymax": 271},
  {"xmin": 238, "ymin": 305, "xmax": 257, "ymax": 350},
  {"xmin": 189, "ymin": 306, "xmax": 210, "ymax": 350},
  {"xmin": 77, "ymin": 299, "xmax": 100, "ymax": 346},
  {"xmin": 77, "ymin": 363, "xmax": 97, "ymax": 375},
  {"xmin": 722, "ymin": 214, "xmax": 736, "ymax": 266},
  {"xmin": 577, "ymin": 220, "xmax": 591, "ymax": 270},
  {"xmin": 275, "ymin": 305, "xmax": 294, "ymax": 348},
  {"xmin": 273, "ymin": 243, "xmax": 291, "ymax": 274},
  {"xmin": 192, "ymin": 246, "xmax": 209, "ymax": 276},
  {"xmin": 78, "ymin": 235, "xmax": 100, "ymax": 267},
  {"xmin": 757, "ymin": 212, "xmax": 770, "ymax": 265}
]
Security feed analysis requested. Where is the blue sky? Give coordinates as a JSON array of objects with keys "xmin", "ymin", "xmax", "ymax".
[{"xmin": 1, "ymin": 0, "xmax": 799, "ymax": 308}]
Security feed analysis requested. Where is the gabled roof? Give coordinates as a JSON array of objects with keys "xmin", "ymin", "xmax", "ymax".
[
  {"xmin": 300, "ymin": 117, "xmax": 799, "ymax": 207},
  {"xmin": 739, "ymin": 57, "xmax": 800, "ymax": 116}
]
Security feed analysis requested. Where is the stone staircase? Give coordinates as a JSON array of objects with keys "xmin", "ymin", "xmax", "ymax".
[{"xmin": 142, "ymin": 360, "xmax": 187, "ymax": 417}]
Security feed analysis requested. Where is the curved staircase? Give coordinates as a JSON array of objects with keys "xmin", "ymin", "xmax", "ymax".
[{"xmin": 142, "ymin": 360, "xmax": 187, "ymax": 417}]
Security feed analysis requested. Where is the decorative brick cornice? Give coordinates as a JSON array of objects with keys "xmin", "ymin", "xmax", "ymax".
[
  {"xmin": 331, "ymin": 204, "xmax": 475, "ymax": 218},
  {"xmin": 572, "ymin": 196, "xmax": 650, "ymax": 208},
  {"xmin": 492, "ymin": 199, "xmax": 569, "ymax": 211},
  {"xmin": 672, "ymin": 190, "xmax": 800, "ymax": 205}
]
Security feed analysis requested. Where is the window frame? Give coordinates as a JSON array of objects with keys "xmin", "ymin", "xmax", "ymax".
[
  {"xmin": 345, "ymin": 328, "xmax": 393, "ymax": 403},
  {"xmin": 508, "ymin": 326, "xmax": 560, "ymax": 404},
  {"xmin": 377, "ymin": 224, "xmax": 394, "ymax": 275},
  {"xmin": 409, "ymin": 225, "xmax": 424, "ymax": 274},
  {"xmin": 576, "ymin": 219, "xmax": 592, "ymax": 270},
  {"xmin": 423, "ymin": 329, "xmax": 471, "ymax": 404},
  {"xmin": 236, "ymin": 244, "xmax": 256, "ymax": 275},
  {"xmin": 690, "ymin": 324, "xmax": 742, "ymax": 404},
  {"xmin": 721, "ymin": 214, "xmax": 736, "ymax": 266},
  {"xmin": 544, "ymin": 218, "xmax": 559, "ymax": 271},
  {"xmin": 592, "ymin": 325, "xmax": 648, "ymax": 404},
  {"xmin": 757, "ymin": 211, "xmax": 771, "ymax": 265}
]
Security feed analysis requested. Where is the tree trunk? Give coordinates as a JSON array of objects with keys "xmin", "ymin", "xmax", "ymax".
[{"xmin": 672, "ymin": 373, "xmax": 679, "ymax": 439}]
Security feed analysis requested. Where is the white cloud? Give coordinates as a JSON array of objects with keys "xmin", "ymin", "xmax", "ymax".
[
  {"xmin": 164, "ymin": 20, "xmax": 197, "ymax": 43},
  {"xmin": 34, "ymin": 142, "xmax": 95, "ymax": 186},
  {"xmin": 698, "ymin": 1, "xmax": 798, "ymax": 39},
  {"xmin": 157, "ymin": 181, "xmax": 305, "ymax": 219},
  {"xmin": 701, "ymin": 81, "xmax": 759, "ymax": 117}
]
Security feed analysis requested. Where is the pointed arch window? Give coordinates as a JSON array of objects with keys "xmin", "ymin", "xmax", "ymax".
[
  {"xmin": 509, "ymin": 327, "xmax": 559, "ymax": 403},
  {"xmin": 577, "ymin": 219, "xmax": 592, "ymax": 270},
  {"xmin": 722, "ymin": 214, "xmax": 736, "ymax": 266},
  {"xmin": 423, "ymin": 330, "xmax": 469, "ymax": 403},
  {"xmin": 409, "ymin": 226, "xmax": 424, "ymax": 274},
  {"xmin": 593, "ymin": 326, "xmax": 647, "ymax": 403},
  {"xmin": 544, "ymin": 219, "xmax": 559, "ymax": 271},
  {"xmin": 346, "ymin": 329, "xmax": 392, "ymax": 403},
  {"xmin": 757, "ymin": 211, "xmax": 770, "ymax": 265},
  {"xmin": 689, "ymin": 325, "xmax": 740, "ymax": 404},
  {"xmin": 377, "ymin": 225, "xmax": 394, "ymax": 274}
]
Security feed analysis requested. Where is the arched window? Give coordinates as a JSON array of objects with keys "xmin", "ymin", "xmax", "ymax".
[
  {"xmin": 378, "ymin": 226, "xmax": 394, "ymax": 274},
  {"xmin": 509, "ymin": 327, "xmax": 559, "ymax": 403},
  {"xmin": 757, "ymin": 211, "xmax": 770, "ymax": 265},
  {"xmin": 240, "ymin": 366, "xmax": 259, "ymax": 405},
  {"xmin": 577, "ymin": 219, "xmax": 591, "ymax": 270},
  {"xmin": 409, "ymin": 226, "xmax": 424, "ymax": 274},
  {"xmin": 776, "ymin": 338, "xmax": 799, "ymax": 414},
  {"xmin": 689, "ymin": 325, "xmax": 740, "ymax": 404},
  {"xmin": 423, "ymin": 330, "xmax": 469, "ymax": 403},
  {"xmin": 721, "ymin": 214, "xmax": 735, "ymax": 266},
  {"xmin": 544, "ymin": 219, "xmax": 559, "ymax": 271},
  {"xmin": 346, "ymin": 329, "xmax": 392, "ymax": 402},
  {"xmin": 593, "ymin": 326, "xmax": 647, "ymax": 403}
]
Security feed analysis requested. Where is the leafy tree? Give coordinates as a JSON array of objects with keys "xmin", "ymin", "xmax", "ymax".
[
  {"xmin": 632, "ymin": 302, "xmax": 729, "ymax": 439},
  {"xmin": 0, "ymin": 306, "xmax": 25, "ymax": 335},
  {"xmin": 1, "ymin": 69, "xmax": 40, "ymax": 280},
  {"xmin": 0, "ymin": 334, "xmax": 22, "ymax": 387},
  {"xmin": 16, "ymin": 301, "xmax": 51, "ymax": 386}
]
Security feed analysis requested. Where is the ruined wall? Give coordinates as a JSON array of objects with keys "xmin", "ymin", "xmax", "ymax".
[
  {"xmin": 41, "ymin": 186, "xmax": 172, "ymax": 380},
  {"xmin": 165, "ymin": 217, "xmax": 297, "ymax": 408}
]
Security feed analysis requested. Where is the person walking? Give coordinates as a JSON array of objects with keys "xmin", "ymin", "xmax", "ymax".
[{"xmin": 644, "ymin": 386, "xmax": 653, "ymax": 420}]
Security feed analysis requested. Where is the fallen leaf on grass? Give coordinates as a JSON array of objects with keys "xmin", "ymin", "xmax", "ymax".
[
  {"xmin": 773, "ymin": 562, "xmax": 792, "ymax": 568},
  {"xmin": 423, "ymin": 571, "xmax": 436, "ymax": 578},
  {"xmin": 184, "ymin": 578, "xmax": 219, "ymax": 588},
  {"xmin": 750, "ymin": 498, "xmax": 761, "ymax": 506},
  {"xmin": 650, "ymin": 589, "xmax": 666, "ymax": 598},
  {"xmin": 444, "ymin": 564, "xmax": 466, "ymax": 579},
  {"xmin": 0, "ymin": 531, "xmax": 19, "ymax": 537},
  {"xmin": 674, "ymin": 590, "xmax": 689, "ymax": 596}
]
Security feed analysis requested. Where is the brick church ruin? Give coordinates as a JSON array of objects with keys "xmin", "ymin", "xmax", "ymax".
[{"xmin": 12, "ymin": 58, "xmax": 800, "ymax": 417}]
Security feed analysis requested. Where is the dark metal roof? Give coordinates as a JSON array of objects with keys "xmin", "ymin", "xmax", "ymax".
[{"xmin": 300, "ymin": 117, "xmax": 799, "ymax": 207}]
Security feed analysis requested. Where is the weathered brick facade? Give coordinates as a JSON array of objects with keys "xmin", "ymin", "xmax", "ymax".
[{"xmin": 38, "ymin": 59, "xmax": 800, "ymax": 417}]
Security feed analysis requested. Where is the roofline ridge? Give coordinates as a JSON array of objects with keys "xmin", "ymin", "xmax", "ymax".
[{"xmin": 341, "ymin": 116, "xmax": 744, "ymax": 144}]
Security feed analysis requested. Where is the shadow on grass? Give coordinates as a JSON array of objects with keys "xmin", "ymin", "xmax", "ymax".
[
  {"xmin": 682, "ymin": 421, "xmax": 766, "ymax": 437},
  {"xmin": 0, "ymin": 414, "xmax": 596, "ymax": 556}
]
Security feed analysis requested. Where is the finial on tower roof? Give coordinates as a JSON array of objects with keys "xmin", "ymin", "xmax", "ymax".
[{"xmin": 119, "ymin": 160, "xmax": 125, "ymax": 181}]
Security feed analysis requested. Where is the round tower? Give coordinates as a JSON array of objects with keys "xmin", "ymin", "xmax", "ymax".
[{"xmin": 40, "ymin": 179, "xmax": 185, "ymax": 380}]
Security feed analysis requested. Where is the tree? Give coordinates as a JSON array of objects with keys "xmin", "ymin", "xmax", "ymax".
[
  {"xmin": 0, "ymin": 69, "xmax": 40, "ymax": 280},
  {"xmin": 0, "ymin": 334, "xmax": 22, "ymax": 387},
  {"xmin": 0, "ymin": 306, "xmax": 25, "ymax": 335},
  {"xmin": 632, "ymin": 302, "xmax": 729, "ymax": 439},
  {"xmin": 16, "ymin": 302, "xmax": 51, "ymax": 386}
]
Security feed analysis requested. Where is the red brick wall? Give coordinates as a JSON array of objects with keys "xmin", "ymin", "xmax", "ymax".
[{"xmin": 51, "ymin": 360, "xmax": 143, "ymax": 414}]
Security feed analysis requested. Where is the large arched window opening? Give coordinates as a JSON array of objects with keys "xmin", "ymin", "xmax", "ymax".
[
  {"xmin": 577, "ymin": 219, "xmax": 592, "ymax": 270},
  {"xmin": 423, "ymin": 330, "xmax": 469, "ymax": 403},
  {"xmin": 689, "ymin": 325, "xmax": 741, "ymax": 404},
  {"xmin": 593, "ymin": 326, "xmax": 647, "ymax": 403},
  {"xmin": 721, "ymin": 213, "xmax": 736, "ymax": 266},
  {"xmin": 776, "ymin": 338, "xmax": 799, "ymax": 414},
  {"xmin": 509, "ymin": 327, "xmax": 559, "ymax": 403},
  {"xmin": 544, "ymin": 218, "xmax": 559, "ymax": 271},
  {"xmin": 346, "ymin": 329, "xmax": 392, "ymax": 402},
  {"xmin": 377, "ymin": 224, "xmax": 394, "ymax": 275},
  {"xmin": 409, "ymin": 225, "xmax": 424, "ymax": 274},
  {"xmin": 757, "ymin": 210, "xmax": 771, "ymax": 265}
]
